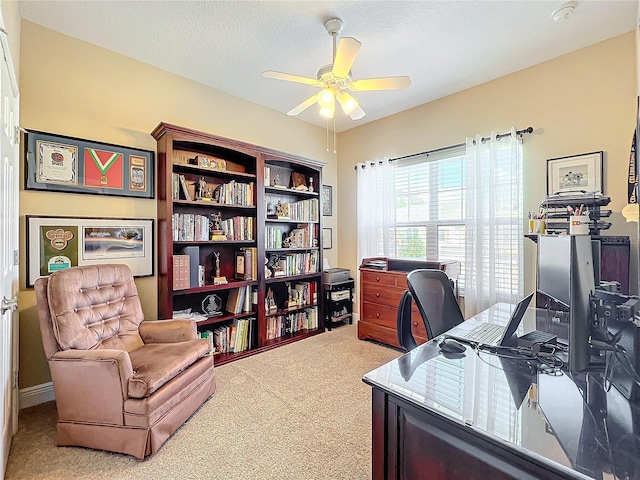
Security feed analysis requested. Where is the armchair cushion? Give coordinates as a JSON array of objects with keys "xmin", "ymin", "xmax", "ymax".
[
  {"xmin": 138, "ymin": 319, "xmax": 198, "ymax": 344},
  {"xmin": 46, "ymin": 264, "xmax": 144, "ymax": 352},
  {"xmin": 127, "ymin": 339, "xmax": 211, "ymax": 399}
]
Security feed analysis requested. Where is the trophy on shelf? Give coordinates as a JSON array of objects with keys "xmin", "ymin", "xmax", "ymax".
[
  {"xmin": 285, "ymin": 282, "xmax": 298, "ymax": 308},
  {"xmin": 211, "ymin": 251, "xmax": 228, "ymax": 285},
  {"xmin": 265, "ymin": 287, "xmax": 277, "ymax": 312},
  {"xmin": 195, "ymin": 177, "xmax": 213, "ymax": 201},
  {"xmin": 210, "ymin": 212, "xmax": 227, "ymax": 241},
  {"xmin": 201, "ymin": 294, "xmax": 223, "ymax": 317}
]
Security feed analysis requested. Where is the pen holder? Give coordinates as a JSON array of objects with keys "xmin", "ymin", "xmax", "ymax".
[
  {"xmin": 569, "ymin": 215, "xmax": 589, "ymax": 235},
  {"xmin": 528, "ymin": 219, "xmax": 546, "ymax": 234}
]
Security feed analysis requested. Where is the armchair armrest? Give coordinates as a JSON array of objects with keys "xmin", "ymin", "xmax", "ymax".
[
  {"xmin": 49, "ymin": 349, "xmax": 133, "ymax": 425},
  {"xmin": 139, "ymin": 319, "xmax": 198, "ymax": 344}
]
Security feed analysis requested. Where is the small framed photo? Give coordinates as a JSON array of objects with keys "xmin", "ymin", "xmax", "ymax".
[
  {"xmin": 547, "ymin": 151, "xmax": 603, "ymax": 195},
  {"xmin": 235, "ymin": 251, "xmax": 246, "ymax": 280},
  {"xmin": 323, "ymin": 228, "xmax": 332, "ymax": 249},
  {"xmin": 322, "ymin": 184, "xmax": 333, "ymax": 216}
]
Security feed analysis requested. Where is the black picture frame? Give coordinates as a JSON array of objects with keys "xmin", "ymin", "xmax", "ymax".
[
  {"xmin": 322, "ymin": 184, "xmax": 333, "ymax": 216},
  {"xmin": 25, "ymin": 130, "xmax": 155, "ymax": 198},
  {"xmin": 546, "ymin": 151, "xmax": 603, "ymax": 196},
  {"xmin": 26, "ymin": 215, "xmax": 154, "ymax": 287}
]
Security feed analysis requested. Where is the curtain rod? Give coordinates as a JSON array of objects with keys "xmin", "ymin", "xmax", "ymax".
[{"xmin": 353, "ymin": 126, "xmax": 534, "ymax": 170}]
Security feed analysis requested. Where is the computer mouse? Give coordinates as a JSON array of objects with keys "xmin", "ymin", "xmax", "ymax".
[{"xmin": 439, "ymin": 338, "xmax": 467, "ymax": 354}]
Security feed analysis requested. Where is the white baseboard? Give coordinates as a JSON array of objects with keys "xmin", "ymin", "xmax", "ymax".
[{"xmin": 19, "ymin": 382, "xmax": 54, "ymax": 409}]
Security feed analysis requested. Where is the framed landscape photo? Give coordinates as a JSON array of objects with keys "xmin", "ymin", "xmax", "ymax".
[
  {"xmin": 547, "ymin": 151, "xmax": 603, "ymax": 195},
  {"xmin": 322, "ymin": 184, "xmax": 333, "ymax": 216},
  {"xmin": 25, "ymin": 130, "xmax": 155, "ymax": 198},
  {"xmin": 26, "ymin": 215, "xmax": 154, "ymax": 286}
]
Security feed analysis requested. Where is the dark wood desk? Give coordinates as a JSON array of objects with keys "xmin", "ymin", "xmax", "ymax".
[{"xmin": 363, "ymin": 305, "xmax": 640, "ymax": 480}]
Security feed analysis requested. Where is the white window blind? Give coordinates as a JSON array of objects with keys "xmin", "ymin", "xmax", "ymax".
[{"xmin": 393, "ymin": 146, "xmax": 467, "ymax": 287}]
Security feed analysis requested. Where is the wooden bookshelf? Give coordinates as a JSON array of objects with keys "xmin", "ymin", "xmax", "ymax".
[{"xmin": 152, "ymin": 123, "xmax": 325, "ymax": 365}]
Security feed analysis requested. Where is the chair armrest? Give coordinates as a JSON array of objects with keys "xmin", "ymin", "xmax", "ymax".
[
  {"xmin": 139, "ymin": 319, "xmax": 198, "ymax": 344},
  {"xmin": 49, "ymin": 349, "xmax": 133, "ymax": 425}
]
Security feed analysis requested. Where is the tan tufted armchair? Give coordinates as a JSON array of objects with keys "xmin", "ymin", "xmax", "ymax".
[{"xmin": 34, "ymin": 264, "xmax": 216, "ymax": 458}]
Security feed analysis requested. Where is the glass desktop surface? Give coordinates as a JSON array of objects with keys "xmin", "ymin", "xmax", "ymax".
[{"xmin": 363, "ymin": 304, "xmax": 640, "ymax": 480}]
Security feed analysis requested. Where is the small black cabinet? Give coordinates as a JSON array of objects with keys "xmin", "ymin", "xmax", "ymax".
[{"xmin": 324, "ymin": 279, "xmax": 354, "ymax": 330}]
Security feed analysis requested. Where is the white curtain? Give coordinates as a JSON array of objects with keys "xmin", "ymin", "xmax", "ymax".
[
  {"xmin": 356, "ymin": 159, "xmax": 397, "ymax": 262},
  {"xmin": 463, "ymin": 128, "xmax": 524, "ymax": 317}
]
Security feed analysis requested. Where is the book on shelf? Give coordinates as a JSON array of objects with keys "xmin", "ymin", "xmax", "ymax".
[
  {"xmin": 181, "ymin": 246, "xmax": 200, "ymax": 288},
  {"xmin": 172, "ymin": 255, "xmax": 190, "ymax": 290},
  {"xmin": 179, "ymin": 174, "xmax": 192, "ymax": 201}
]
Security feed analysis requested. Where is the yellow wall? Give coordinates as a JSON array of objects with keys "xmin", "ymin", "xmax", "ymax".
[
  {"xmin": 16, "ymin": 20, "xmax": 638, "ymax": 389},
  {"xmin": 337, "ymin": 32, "xmax": 638, "ymax": 315},
  {"xmin": 18, "ymin": 21, "xmax": 338, "ymax": 388}
]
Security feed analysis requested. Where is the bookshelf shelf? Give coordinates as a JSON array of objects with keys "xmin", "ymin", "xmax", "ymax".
[{"xmin": 153, "ymin": 122, "xmax": 325, "ymax": 363}]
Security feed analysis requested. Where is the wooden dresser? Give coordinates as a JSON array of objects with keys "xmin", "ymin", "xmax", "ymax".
[{"xmin": 358, "ymin": 257, "xmax": 461, "ymax": 349}]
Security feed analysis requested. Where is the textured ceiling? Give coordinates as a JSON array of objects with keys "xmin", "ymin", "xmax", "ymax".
[{"xmin": 18, "ymin": 1, "xmax": 639, "ymax": 132}]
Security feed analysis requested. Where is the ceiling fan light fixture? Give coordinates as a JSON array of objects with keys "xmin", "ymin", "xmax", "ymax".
[
  {"xmin": 319, "ymin": 104, "xmax": 335, "ymax": 118},
  {"xmin": 318, "ymin": 88, "xmax": 335, "ymax": 108},
  {"xmin": 337, "ymin": 91, "xmax": 358, "ymax": 115}
]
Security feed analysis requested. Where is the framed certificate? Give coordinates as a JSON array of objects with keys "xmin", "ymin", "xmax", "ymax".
[{"xmin": 25, "ymin": 130, "xmax": 155, "ymax": 198}]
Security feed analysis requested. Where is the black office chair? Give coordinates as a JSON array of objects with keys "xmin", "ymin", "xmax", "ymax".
[{"xmin": 397, "ymin": 269, "xmax": 464, "ymax": 350}]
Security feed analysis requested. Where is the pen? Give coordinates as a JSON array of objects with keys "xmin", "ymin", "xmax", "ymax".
[{"xmin": 567, "ymin": 206, "xmax": 574, "ymax": 215}]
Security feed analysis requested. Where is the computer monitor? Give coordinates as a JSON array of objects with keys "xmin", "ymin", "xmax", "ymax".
[{"xmin": 537, "ymin": 235, "xmax": 596, "ymax": 371}]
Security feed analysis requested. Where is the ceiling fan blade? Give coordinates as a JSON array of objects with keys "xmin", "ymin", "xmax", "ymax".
[
  {"xmin": 287, "ymin": 95, "xmax": 318, "ymax": 116},
  {"xmin": 348, "ymin": 104, "xmax": 366, "ymax": 121},
  {"xmin": 349, "ymin": 76, "xmax": 411, "ymax": 91},
  {"xmin": 263, "ymin": 70, "xmax": 320, "ymax": 86},
  {"xmin": 332, "ymin": 37, "xmax": 361, "ymax": 78}
]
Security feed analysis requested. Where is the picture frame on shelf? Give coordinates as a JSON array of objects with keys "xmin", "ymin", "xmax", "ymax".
[
  {"xmin": 26, "ymin": 215, "xmax": 154, "ymax": 287},
  {"xmin": 322, "ymin": 184, "xmax": 333, "ymax": 216},
  {"xmin": 547, "ymin": 151, "xmax": 603, "ymax": 195},
  {"xmin": 25, "ymin": 130, "xmax": 155, "ymax": 198},
  {"xmin": 323, "ymin": 228, "xmax": 332, "ymax": 249}
]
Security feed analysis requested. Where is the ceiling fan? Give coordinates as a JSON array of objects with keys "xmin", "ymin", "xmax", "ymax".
[{"xmin": 263, "ymin": 18, "xmax": 411, "ymax": 120}]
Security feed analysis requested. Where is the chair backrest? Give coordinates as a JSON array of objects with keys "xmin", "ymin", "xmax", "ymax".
[
  {"xmin": 396, "ymin": 290, "xmax": 418, "ymax": 351},
  {"xmin": 34, "ymin": 264, "xmax": 145, "ymax": 357},
  {"xmin": 406, "ymin": 269, "xmax": 464, "ymax": 340}
]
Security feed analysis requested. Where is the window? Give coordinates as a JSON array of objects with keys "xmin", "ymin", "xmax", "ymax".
[{"xmin": 393, "ymin": 146, "xmax": 467, "ymax": 286}]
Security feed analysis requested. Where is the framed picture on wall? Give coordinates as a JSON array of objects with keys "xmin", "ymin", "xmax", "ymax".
[
  {"xmin": 546, "ymin": 151, "xmax": 603, "ymax": 195},
  {"xmin": 25, "ymin": 130, "xmax": 155, "ymax": 198},
  {"xmin": 322, "ymin": 184, "xmax": 333, "ymax": 216},
  {"xmin": 323, "ymin": 228, "xmax": 332, "ymax": 249},
  {"xmin": 26, "ymin": 215, "xmax": 154, "ymax": 286}
]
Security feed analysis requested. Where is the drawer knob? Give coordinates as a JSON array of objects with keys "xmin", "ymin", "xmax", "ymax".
[
  {"xmin": 375, "ymin": 292, "xmax": 380, "ymax": 298},
  {"xmin": 413, "ymin": 321, "xmax": 418, "ymax": 327},
  {"xmin": 376, "ymin": 276, "xmax": 380, "ymax": 282},
  {"xmin": 376, "ymin": 313, "xmax": 380, "ymax": 318}
]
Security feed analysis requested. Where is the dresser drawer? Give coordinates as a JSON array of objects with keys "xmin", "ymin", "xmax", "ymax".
[
  {"xmin": 361, "ymin": 271, "xmax": 398, "ymax": 287},
  {"xmin": 361, "ymin": 302, "xmax": 399, "ymax": 330},
  {"xmin": 362, "ymin": 285, "xmax": 406, "ymax": 307}
]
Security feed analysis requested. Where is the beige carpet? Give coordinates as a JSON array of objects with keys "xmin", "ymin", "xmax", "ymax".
[{"xmin": 6, "ymin": 324, "xmax": 400, "ymax": 480}]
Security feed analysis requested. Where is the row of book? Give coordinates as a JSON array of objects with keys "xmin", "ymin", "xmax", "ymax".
[
  {"xmin": 273, "ymin": 251, "xmax": 319, "ymax": 276},
  {"xmin": 171, "ymin": 173, "xmax": 191, "ymax": 200},
  {"xmin": 265, "ymin": 223, "xmax": 317, "ymax": 249},
  {"xmin": 200, "ymin": 316, "xmax": 257, "ymax": 354},
  {"xmin": 289, "ymin": 281, "xmax": 318, "ymax": 307},
  {"xmin": 225, "ymin": 285, "xmax": 255, "ymax": 314},
  {"xmin": 219, "ymin": 216, "xmax": 254, "ymax": 241},
  {"xmin": 266, "ymin": 307, "xmax": 318, "ymax": 340},
  {"xmin": 212, "ymin": 180, "xmax": 254, "ymax": 206},
  {"xmin": 171, "ymin": 173, "xmax": 254, "ymax": 207},
  {"xmin": 271, "ymin": 198, "xmax": 319, "ymax": 222},
  {"xmin": 172, "ymin": 213, "xmax": 210, "ymax": 242}
]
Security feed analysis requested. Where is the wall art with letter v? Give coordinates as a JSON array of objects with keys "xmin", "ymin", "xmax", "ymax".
[{"xmin": 24, "ymin": 129, "xmax": 154, "ymax": 198}]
